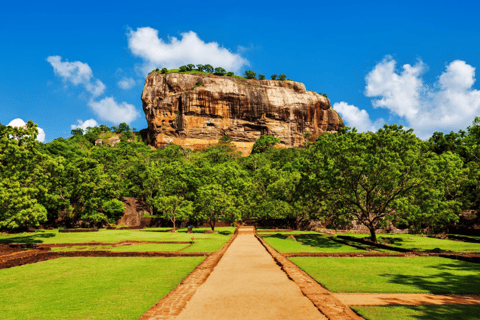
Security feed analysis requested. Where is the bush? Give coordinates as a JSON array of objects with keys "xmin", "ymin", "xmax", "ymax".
[
  {"xmin": 179, "ymin": 66, "xmax": 187, "ymax": 72},
  {"xmin": 161, "ymin": 68, "xmax": 168, "ymax": 74},
  {"xmin": 258, "ymin": 74, "xmax": 265, "ymax": 80},
  {"xmin": 252, "ymin": 135, "xmax": 281, "ymax": 154},
  {"xmin": 278, "ymin": 74, "xmax": 287, "ymax": 81},
  {"xmin": 271, "ymin": 74, "xmax": 277, "ymax": 80},
  {"xmin": 214, "ymin": 67, "xmax": 226, "ymax": 76},
  {"xmin": 244, "ymin": 70, "xmax": 257, "ymax": 79},
  {"xmin": 226, "ymin": 71, "xmax": 234, "ymax": 77},
  {"xmin": 155, "ymin": 68, "xmax": 160, "ymax": 72}
]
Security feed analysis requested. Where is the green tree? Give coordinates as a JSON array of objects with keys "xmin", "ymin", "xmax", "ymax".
[
  {"xmin": 244, "ymin": 70, "xmax": 256, "ymax": 79},
  {"xmin": 271, "ymin": 74, "xmax": 277, "ymax": 80},
  {"xmin": 226, "ymin": 71, "xmax": 234, "ymax": 77},
  {"xmin": 179, "ymin": 65, "xmax": 187, "ymax": 72},
  {"xmin": 196, "ymin": 64, "xmax": 204, "ymax": 72},
  {"xmin": 186, "ymin": 64, "xmax": 195, "ymax": 71},
  {"xmin": 151, "ymin": 195, "xmax": 193, "ymax": 230},
  {"xmin": 214, "ymin": 67, "xmax": 226, "ymax": 76},
  {"xmin": 252, "ymin": 135, "xmax": 281, "ymax": 154},
  {"xmin": 161, "ymin": 68, "xmax": 168, "ymax": 74},
  {"xmin": 307, "ymin": 125, "xmax": 465, "ymax": 242},
  {"xmin": 258, "ymin": 74, "xmax": 265, "ymax": 80},
  {"xmin": 203, "ymin": 64, "xmax": 214, "ymax": 73},
  {"xmin": 278, "ymin": 74, "xmax": 287, "ymax": 81}
]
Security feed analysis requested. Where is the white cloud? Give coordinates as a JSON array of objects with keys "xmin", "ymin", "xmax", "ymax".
[
  {"xmin": 333, "ymin": 102, "xmax": 385, "ymax": 132},
  {"xmin": 365, "ymin": 57, "xmax": 480, "ymax": 138},
  {"xmin": 88, "ymin": 97, "xmax": 140, "ymax": 124},
  {"xmin": 127, "ymin": 27, "xmax": 249, "ymax": 75},
  {"xmin": 7, "ymin": 118, "xmax": 45, "ymax": 142},
  {"xmin": 118, "ymin": 77, "xmax": 136, "ymax": 90},
  {"xmin": 46, "ymin": 56, "xmax": 105, "ymax": 97},
  {"xmin": 71, "ymin": 119, "xmax": 99, "ymax": 131}
]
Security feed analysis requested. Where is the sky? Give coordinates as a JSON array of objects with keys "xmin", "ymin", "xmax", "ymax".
[{"xmin": 1, "ymin": 0, "xmax": 480, "ymax": 141}]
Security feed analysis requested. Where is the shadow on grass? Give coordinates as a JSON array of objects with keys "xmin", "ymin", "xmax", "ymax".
[
  {"xmin": 356, "ymin": 305, "xmax": 480, "ymax": 320},
  {"xmin": 0, "ymin": 233, "xmax": 56, "ymax": 244},
  {"xmin": 268, "ymin": 234, "xmax": 347, "ymax": 250},
  {"xmin": 380, "ymin": 261, "xmax": 480, "ymax": 295}
]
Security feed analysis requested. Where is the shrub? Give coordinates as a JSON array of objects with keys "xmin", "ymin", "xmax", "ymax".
[
  {"xmin": 214, "ymin": 67, "xmax": 226, "ymax": 76},
  {"xmin": 244, "ymin": 70, "xmax": 257, "ymax": 79},
  {"xmin": 179, "ymin": 66, "xmax": 187, "ymax": 72},
  {"xmin": 226, "ymin": 71, "xmax": 235, "ymax": 77},
  {"xmin": 161, "ymin": 68, "xmax": 168, "ymax": 74},
  {"xmin": 155, "ymin": 68, "xmax": 160, "ymax": 72},
  {"xmin": 278, "ymin": 74, "xmax": 287, "ymax": 81},
  {"xmin": 258, "ymin": 74, "xmax": 265, "ymax": 80},
  {"xmin": 271, "ymin": 74, "xmax": 277, "ymax": 80},
  {"xmin": 252, "ymin": 135, "xmax": 281, "ymax": 154}
]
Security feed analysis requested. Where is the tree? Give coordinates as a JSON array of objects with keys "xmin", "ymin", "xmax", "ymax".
[
  {"xmin": 252, "ymin": 135, "xmax": 281, "ymax": 154},
  {"xmin": 186, "ymin": 64, "xmax": 195, "ymax": 71},
  {"xmin": 71, "ymin": 128, "xmax": 84, "ymax": 136},
  {"xmin": 244, "ymin": 70, "xmax": 256, "ymax": 79},
  {"xmin": 271, "ymin": 74, "xmax": 277, "ymax": 80},
  {"xmin": 306, "ymin": 125, "xmax": 465, "ymax": 242},
  {"xmin": 258, "ymin": 74, "xmax": 265, "ymax": 80},
  {"xmin": 197, "ymin": 64, "xmax": 204, "ymax": 72},
  {"xmin": 203, "ymin": 64, "xmax": 214, "ymax": 73},
  {"xmin": 179, "ymin": 65, "xmax": 187, "ymax": 72},
  {"xmin": 278, "ymin": 74, "xmax": 287, "ymax": 81},
  {"xmin": 151, "ymin": 195, "xmax": 193, "ymax": 230},
  {"xmin": 214, "ymin": 67, "xmax": 226, "ymax": 76},
  {"xmin": 0, "ymin": 121, "xmax": 51, "ymax": 229},
  {"xmin": 161, "ymin": 68, "xmax": 168, "ymax": 74},
  {"xmin": 226, "ymin": 71, "xmax": 234, "ymax": 77}
]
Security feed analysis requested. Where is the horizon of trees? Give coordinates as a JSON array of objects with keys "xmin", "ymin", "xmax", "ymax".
[{"xmin": 1, "ymin": 118, "xmax": 479, "ymax": 241}]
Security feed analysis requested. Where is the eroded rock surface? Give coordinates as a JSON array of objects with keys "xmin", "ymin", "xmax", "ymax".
[{"xmin": 141, "ymin": 73, "xmax": 344, "ymax": 154}]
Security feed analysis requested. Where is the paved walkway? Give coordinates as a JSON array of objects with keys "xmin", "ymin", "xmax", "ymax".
[{"xmin": 175, "ymin": 227, "xmax": 326, "ymax": 320}]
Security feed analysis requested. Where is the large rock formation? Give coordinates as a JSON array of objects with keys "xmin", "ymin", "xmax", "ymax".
[{"xmin": 141, "ymin": 72, "xmax": 343, "ymax": 155}]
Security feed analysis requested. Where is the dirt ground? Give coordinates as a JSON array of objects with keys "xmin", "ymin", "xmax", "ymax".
[
  {"xmin": 333, "ymin": 293, "xmax": 480, "ymax": 306},
  {"xmin": 175, "ymin": 227, "xmax": 327, "ymax": 320}
]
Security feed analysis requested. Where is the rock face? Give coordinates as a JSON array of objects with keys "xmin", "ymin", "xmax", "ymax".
[{"xmin": 141, "ymin": 73, "xmax": 344, "ymax": 154}]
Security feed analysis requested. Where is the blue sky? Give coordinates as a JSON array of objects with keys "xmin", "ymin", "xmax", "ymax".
[{"xmin": 1, "ymin": 0, "xmax": 480, "ymax": 141}]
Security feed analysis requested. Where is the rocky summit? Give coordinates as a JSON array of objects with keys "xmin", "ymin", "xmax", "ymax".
[{"xmin": 141, "ymin": 72, "xmax": 344, "ymax": 155}]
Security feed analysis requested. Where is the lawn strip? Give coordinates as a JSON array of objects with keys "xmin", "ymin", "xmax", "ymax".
[
  {"xmin": 353, "ymin": 305, "xmax": 480, "ymax": 320},
  {"xmin": 333, "ymin": 293, "xmax": 480, "ymax": 306},
  {"xmin": 289, "ymin": 256, "xmax": 480, "ymax": 294},
  {"xmin": 261, "ymin": 233, "xmax": 366, "ymax": 253},
  {"xmin": 255, "ymin": 233, "xmax": 364, "ymax": 320},
  {"xmin": 0, "ymin": 256, "xmax": 204, "ymax": 320},
  {"xmin": 139, "ymin": 229, "xmax": 237, "ymax": 320}
]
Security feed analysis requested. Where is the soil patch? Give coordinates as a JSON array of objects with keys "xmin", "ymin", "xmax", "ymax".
[{"xmin": 333, "ymin": 293, "xmax": 480, "ymax": 306}]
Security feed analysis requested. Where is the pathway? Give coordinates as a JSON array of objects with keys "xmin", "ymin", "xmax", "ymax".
[{"xmin": 175, "ymin": 227, "xmax": 327, "ymax": 320}]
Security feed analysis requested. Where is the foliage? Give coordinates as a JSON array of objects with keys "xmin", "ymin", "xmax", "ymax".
[
  {"xmin": 214, "ymin": 67, "xmax": 226, "ymax": 76},
  {"xmin": 196, "ymin": 64, "xmax": 204, "ymax": 71},
  {"xmin": 161, "ymin": 68, "xmax": 168, "ymax": 74},
  {"xmin": 186, "ymin": 64, "xmax": 195, "ymax": 71},
  {"xmin": 226, "ymin": 71, "xmax": 234, "ymax": 77},
  {"xmin": 278, "ymin": 74, "xmax": 287, "ymax": 80},
  {"xmin": 179, "ymin": 65, "xmax": 187, "ymax": 72},
  {"xmin": 244, "ymin": 70, "xmax": 257, "ymax": 79},
  {"xmin": 271, "ymin": 74, "xmax": 277, "ymax": 80},
  {"xmin": 258, "ymin": 74, "xmax": 265, "ymax": 80},
  {"xmin": 203, "ymin": 64, "xmax": 214, "ymax": 73},
  {"xmin": 251, "ymin": 135, "xmax": 281, "ymax": 154}
]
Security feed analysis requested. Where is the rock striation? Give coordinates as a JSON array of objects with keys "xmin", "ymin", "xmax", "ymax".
[{"xmin": 141, "ymin": 72, "xmax": 344, "ymax": 155}]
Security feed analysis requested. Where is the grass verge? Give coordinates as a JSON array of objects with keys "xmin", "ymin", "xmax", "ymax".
[
  {"xmin": 0, "ymin": 256, "xmax": 204, "ymax": 319},
  {"xmin": 353, "ymin": 305, "xmax": 480, "ymax": 320},
  {"xmin": 289, "ymin": 256, "xmax": 480, "ymax": 294},
  {"xmin": 262, "ymin": 233, "xmax": 365, "ymax": 253}
]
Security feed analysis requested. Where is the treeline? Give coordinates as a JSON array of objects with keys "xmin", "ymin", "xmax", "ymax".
[{"xmin": 1, "ymin": 119, "xmax": 480, "ymax": 241}]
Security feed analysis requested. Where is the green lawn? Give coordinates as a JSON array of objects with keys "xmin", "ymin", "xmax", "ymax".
[
  {"xmin": 341, "ymin": 233, "xmax": 480, "ymax": 253},
  {"xmin": 257, "ymin": 230, "xmax": 320, "ymax": 235},
  {"xmin": 290, "ymin": 257, "xmax": 480, "ymax": 294},
  {"xmin": 0, "ymin": 228, "xmax": 233, "ymax": 252},
  {"xmin": 262, "ymin": 234, "xmax": 365, "ymax": 253},
  {"xmin": 50, "ymin": 243, "xmax": 189, "ymax": 252},
  {"xmin": 353, "ymin": 305, "xmax": 480, "ymax": 320},
  {"xmin": 0, "ymin": 256, "xmax": 204, "ymax": 319}
]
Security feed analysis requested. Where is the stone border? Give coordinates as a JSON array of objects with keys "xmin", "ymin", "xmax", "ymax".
[
  {"xmin": 139, "ymin": 229, "xmax": 239, "ymax": 320},
  {"xmin": 59, "ymin": 229, "xmax": 99, "ymax": 233},
  {"xmin": 255, "ymin": 234, "xmax": 364, "ymax": 320}
]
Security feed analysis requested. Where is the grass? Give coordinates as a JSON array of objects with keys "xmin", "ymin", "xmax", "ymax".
[
  {"xmin": 0, "ymin": 256, "xmax": 205, "ymax": 319},
  {"xmin": 289, "ymin": 256, "xmax": 480, "ymax": 294},
  {"xmin": 261, "ymin": 233, "xmax": 365, "ymax": 253},
  {"xmin": 257, "ymin": 230, "xmax": 320, "ymax": 235},
  {"xmin": 353, "ymin": 305, "xmax": 480, "ymax": 320},
  {"xmin": 50, "ymin": 243, "xmax": 189, "ymax": 252},
  {"xmin": 341, "ymin": 233, "xmax": 480, "ymax": 253}
]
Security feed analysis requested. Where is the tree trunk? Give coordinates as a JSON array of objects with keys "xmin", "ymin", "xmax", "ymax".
[
  {"xmin": 210, "ymin": 219, "xmax": 215, "ymax": 231},
  {"xmin": 295, "ymin": 215, "xmax": 300, "ymax": 230},
  {"xmin": 369, "ymin": 227, "xmax": 377, "ymax": 243}
]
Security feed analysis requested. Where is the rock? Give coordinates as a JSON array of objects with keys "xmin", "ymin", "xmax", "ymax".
[
  {"xmin": 117, "ymin": 197, "xmax": 149, "ymax": 227},
  {"xmin": 141, "ymin": 73, "xmax": 344, "ymax": 155},
  {"xmin": 95, "ymin": 139, "xmax": 103, "ymax": 146},
  {"xmin": 108, "ymin": 136, "xmax": 120, "ymax": 147}
]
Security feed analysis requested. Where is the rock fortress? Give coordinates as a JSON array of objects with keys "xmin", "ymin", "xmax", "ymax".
[{"xmin": 141, "ymin": 72, "xmax": 344, "ymax": 155}]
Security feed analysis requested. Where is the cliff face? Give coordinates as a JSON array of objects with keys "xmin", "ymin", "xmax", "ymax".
[{"xmin": 141, "ymin": 73, "xmax": 344, "ymax": 155}]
